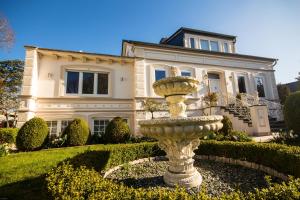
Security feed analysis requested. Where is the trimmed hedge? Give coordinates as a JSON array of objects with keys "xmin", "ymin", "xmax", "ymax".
[
  {"xmin": 45, "ymin": 141, "xmax": 300, "ymax": 199},
  {"xmin": 63, "ymin": 142, "xmax": 164, "ymax": 171},
  {"xmin": 63, "ymin": 118, "xmax": 90, "ymax": 146},
  {"xmin": 0, "ymin": 128, "xmax": 19, "ymax": 144},
  {"xmin": 103, "ymin": 117, "xmax": 130, "ymax": 144},
  {"xmin": 16, "ymin": 117, "xmax": 48, "ymax": 151},
  {"xmin": 284, "ymin": 91, "xmax": 300, "ymax": 134},
  {"xmin": 196, "ymin": 141, "xmax": 300, "ymax": 178}
]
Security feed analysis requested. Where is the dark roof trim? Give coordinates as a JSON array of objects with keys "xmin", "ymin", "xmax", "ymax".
[
  {"xmin": 24, "ymin": 45, "xmax": 135, "ymax": 60},
  {"xmin": 162, "ymin": 27, "xmax": 237, "ymax": 44},
  {"xmin": 123, "ymin": 40, "xmax": 277, "ymax": 62}
]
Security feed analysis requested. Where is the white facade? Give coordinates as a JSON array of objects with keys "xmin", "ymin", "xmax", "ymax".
[{"xmin": 18, "ymin": 28, "xmax": 281, "ymax": 136}]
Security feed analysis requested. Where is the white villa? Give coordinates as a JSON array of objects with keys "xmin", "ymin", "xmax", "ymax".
[{"xmin": 18, "ymin": 27, "xmax": 283, "ymax": 136}]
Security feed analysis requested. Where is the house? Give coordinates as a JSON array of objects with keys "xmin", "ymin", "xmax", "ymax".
[{"xmin": 18, "ymin": 27, "xmax": 282, "ymax": 136}]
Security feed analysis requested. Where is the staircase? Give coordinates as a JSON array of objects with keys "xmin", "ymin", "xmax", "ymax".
[
  {"xmin": 223, "ymin": 104, "xmax": 252, "ymax": 126},
  {"xmin": 268, "ymin": 116, "xmax": 287, "ymax": 132}
]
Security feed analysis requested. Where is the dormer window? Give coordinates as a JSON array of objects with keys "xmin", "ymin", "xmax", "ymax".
[
  {"xmin": 224, "ymin": 42, "xmax": 229, "ymax": 53},
  {"xmin": 210, "ymin": 41, "xmax": 219, "ymax": 52},
  {"xmin": 200, "ymin": 39, "xmax": 209, "ymax": 50},
  {"xmin": 190, "ymin": 38, "xmax": 195, "ymax": 48}
]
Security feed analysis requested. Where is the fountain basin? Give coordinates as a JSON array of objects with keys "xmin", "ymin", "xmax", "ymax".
[
  {"xmin": 139, "ymin": 115, "xmax": 223, "ymax": 188},
  {"xmin": 153, "ymin": 76, "xmax": 199, "ymax": 97},
  {"xmin": 139, "ymin": 115, "xmax": 223, "ymax": 138}
]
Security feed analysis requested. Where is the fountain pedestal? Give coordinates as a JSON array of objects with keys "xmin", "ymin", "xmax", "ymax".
[
  {"xmin": 139, "ymin": 66, "xmax": 223, "ymax": 188},
  {"xmin": 159, "ymin": 138, "xmax": 202, "ymax": 188}
]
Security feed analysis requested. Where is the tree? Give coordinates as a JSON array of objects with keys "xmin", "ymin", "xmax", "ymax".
[
  {"xmin": 0, "ymin": 60, "xmax": 24, "ymax": 127},
  {"xmin": 203, "ymin": 92, "xmax": 218, "ymax": 115},
  {"xmin": 0, "ymin": 14, "xmax": 14, "ymax": 50},
  {"xmin": 142, "ymin": 99, "xmax": 166, "ymax": 119},
  {"xmin": 277, "ymin": 83, "xmax": 290, "ymax": 104},
  {"xmin": 296, "ymin": 72, "xmax": 300, "ymax": 81}
]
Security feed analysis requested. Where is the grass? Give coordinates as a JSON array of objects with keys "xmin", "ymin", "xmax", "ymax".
[{"xmin": 0, "ymin": 144, "xmax": 113, "ymax": 200}]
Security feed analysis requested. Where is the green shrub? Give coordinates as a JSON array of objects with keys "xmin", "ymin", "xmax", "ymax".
[
  {"xmin": 0, "ymin": 128, "xmax": 19, "ymax": 144},
  {"xmin": 284, "ymin": 91, "xmax": 300, "ymax": 134},
  {"xmin": 16, "ymin": 117, "xmax": 48, "ymax": 151},
  {"xmin": 0, "ymin": 144, "xmax": 9, "ymax": 157},
  {"xmin": 225, "ymin": 131, "xmax": 252, "ymax": 142},
  {"xmin": 197, "ymin": 141, "xmax": 300, "ymax": 178},
  {"xmin": 201, "ymin": 130, "xmax": 251, "ymax": 142},
  {"xmin": 63, "ymin": 118, "xmax": 90, "ymax": 146},
  {"xmin": 219, "ymin": 116, "xmax": 233, "ymax": 136},
  {"xmin": 102, "ymin": 117, "xmax": 130, "ymax": 144}
]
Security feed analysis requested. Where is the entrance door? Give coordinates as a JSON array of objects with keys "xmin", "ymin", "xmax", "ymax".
[{"xmin": 208, "ymin": 73, "xmax": 221, "ymax": 93}]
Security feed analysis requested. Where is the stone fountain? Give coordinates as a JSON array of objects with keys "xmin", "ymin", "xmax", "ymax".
[{"xmin": 139, "ymin": 67, "xmax": 223, "ymax": 188}]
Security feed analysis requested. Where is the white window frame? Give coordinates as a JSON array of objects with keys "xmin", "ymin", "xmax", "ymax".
[
  {"xmin": 223, "ymin": 42, "xmax": 229, "ymax": 53},
  {"xmin": 236, "ymin": 74, "xmax": 248, "ymax": 94},
  {"xmin": 199, "ymin": 39, "xmax": 210, "ymax": 50},
  {"xmin": 93, "ymin": 118, "xmax": 110, "ymax": 136},
  {"xmin": 209, "ymin": 40, "xmax": 220, "ymax": 52},
  {"xmin": 46, "ymin": 121, "xmax": 58, "ymax": 136},
  {"xmin": 255, "ymin": 75, "xmax": 267, "ymax": 98},
  {"xmin": 64, "ymin": 70, "xmax": 110, "ymax": 97}
]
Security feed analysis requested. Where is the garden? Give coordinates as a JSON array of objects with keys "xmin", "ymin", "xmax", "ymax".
[{"xmin": 0, "ymin": 86, "xmax": 300, "ymax": 200}]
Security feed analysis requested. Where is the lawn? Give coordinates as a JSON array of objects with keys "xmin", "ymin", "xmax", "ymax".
[{"xmin": 0, "ymin": 144, "xmax": 110, "ymax": 200}]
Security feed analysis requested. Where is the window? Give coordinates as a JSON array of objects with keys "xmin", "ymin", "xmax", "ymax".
[
  {"xmin": 200, "ymin": 40, "xmax": 209, "ymax": 50},
  {"xmin": 190, "ymin": 38, "xmax": 195, "ymax": 48},
  {"xmin": 155, "ymin": 69, "xmax": 166, "ymax": 81},
  {"xmin": 224, "ymin": 43, "xmax": 229, "ymax": 53},
  {"xmin": 97, "ymin": 73, "xmax": 108, "ymax": 94},
  {"xmin": 47, "ymin": 121, "xmax": 58, "ymax": 135},
  {"xmin": 255, "ymin": 77, "xmax": 266, "ymax": 97},
  {"xmin": 210, "ymin": 41, "xmax": 219, "ymax": 52},
  {"xmin": 93, "ymin": 119, "xmax": 110, "ymax": 136},
  {"xmin": 237, "ymin": 76, "xmax": 247, "ymax": 93},
  {"xmin": 82, "ymin": 72, "xmax": 94, "ymax": 94},
  {"xmin": 61, "ymin": 120, "xmax": 73, "ymax": 132},
  {"xmin": 181, "ymin": 71, "xmax": 191, "ymax": 76},
  {"xmin": 66, "ymin": 72, "xmax": 79, "ymax": 94},
  {"xmin": 66, "ymin": 71, "xmax": 109, "ymax": 95}
]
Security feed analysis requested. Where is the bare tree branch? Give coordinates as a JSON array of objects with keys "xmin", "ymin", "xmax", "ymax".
[{"xmin": 0, "ymin": 13, "xmax": 15, "ymax": 50}]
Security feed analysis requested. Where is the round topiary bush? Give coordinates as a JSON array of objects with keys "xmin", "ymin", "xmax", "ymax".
[
  {"xmin": 219, "ymin": 115, "xmax": 233, "ymax": 136},
  {"xmin": 63, "ymin": 118, "xmax": 90, "ymax": 146},
  {"xmin": 284, "ymin": 91, "xmax": 300, "ymax": 134},
  {"xmin": 16, "ymin": 117, "xmax": 48, "ymax": 151},
  {"xmin": 103, "ymin": 117, "xmax": 130, "ymax": 144}
]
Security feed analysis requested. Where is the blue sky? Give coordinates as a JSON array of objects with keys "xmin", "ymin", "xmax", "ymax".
[{"xmin": 1, "ymin": 0, "xmax": 299, "ymax": 83}]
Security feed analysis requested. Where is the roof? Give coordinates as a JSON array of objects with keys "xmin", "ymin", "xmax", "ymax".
[
  {"xmin": 24, "ymin": 45, "xmax": 135, "ymax": 60},
  {"xmin": 161, "ymin": 27, "xmax": 237, "ymax": 44},
  {"xmin": 123, "ymin": 40, "xmax": 277, "ymax": 62}
]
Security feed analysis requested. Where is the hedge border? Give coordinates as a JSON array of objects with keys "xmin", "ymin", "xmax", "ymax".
[{"xmin": 46, "ymin": 140, "xmax": 300, "ymax": 200}]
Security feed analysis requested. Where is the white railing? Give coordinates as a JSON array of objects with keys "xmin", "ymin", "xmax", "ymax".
[
  {"xmin": 198, "ymin": 92, "xmax": 284, "ymax": 121},
  {"xmin": 241, "ymin": 93, "xmax": 284, "ymax": 121}
]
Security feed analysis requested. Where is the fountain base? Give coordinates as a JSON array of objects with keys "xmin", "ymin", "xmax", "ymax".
[{"xmin": 164, "ymin": 168, "xmax": 202, "ymax": 188}]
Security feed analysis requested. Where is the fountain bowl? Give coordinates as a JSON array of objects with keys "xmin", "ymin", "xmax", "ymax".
[
  {"xmin": 139, "ymin": 115, "xmax": 223, "ymax": 139},
  {"xmin": 153, "ymin": 76, "xmax": 199, "ymax": 97}
]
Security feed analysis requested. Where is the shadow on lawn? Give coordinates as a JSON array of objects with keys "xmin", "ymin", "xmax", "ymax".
[
  {"xmin": 0, "ymin": 150, "xmax": 111, "ymax": 200},
  {"xmin": 61, "ymin": 149, "xmax": 111, "ymax": 171},
  {"xmin": 0, "ymin": 176, "xmax": 49, "ymax": 200}
]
